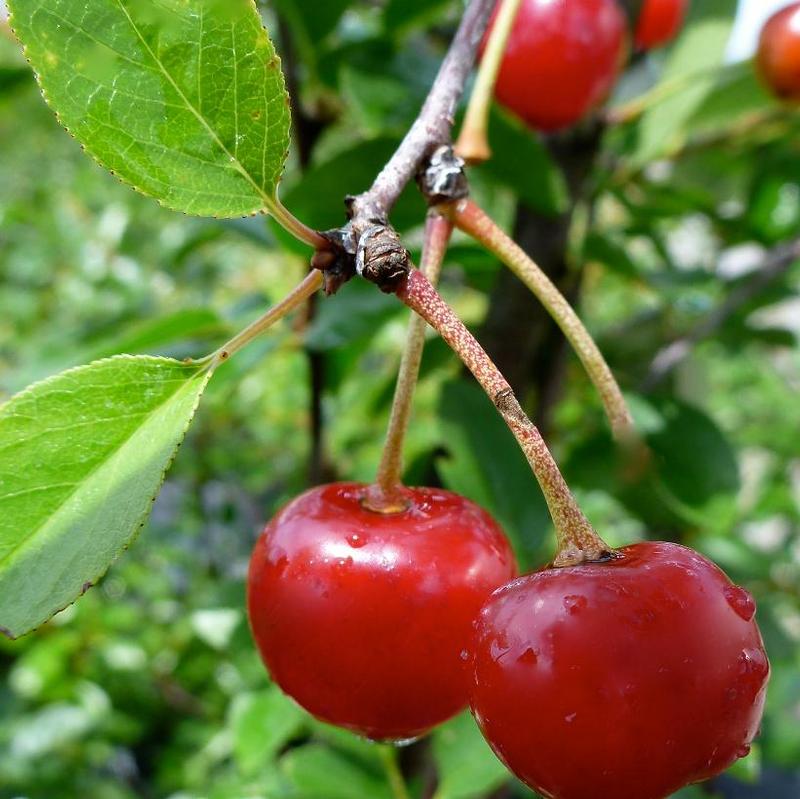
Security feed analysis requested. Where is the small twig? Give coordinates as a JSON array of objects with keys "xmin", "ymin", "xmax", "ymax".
[
  {"xmin": 199, "ymin": 270, "xmax": 323, "ymax": 369},
  {"xmin": 349, "ymin": 0, "xmax": 495, "ymax": 224},
  {"xmin": 315, "ymin": 1, "xmax": 493, "ymax": 294},
  {"xmin": 642, "ymin": 239, "xmax": 800, "ymax": 391}
]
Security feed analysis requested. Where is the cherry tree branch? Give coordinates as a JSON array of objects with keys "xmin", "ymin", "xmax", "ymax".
[
  {"xmin": 642, "ymin": 238, "xmax": 800, "ymax": 391},
  {"xmin": 315, "ymin": 0, "xmax": 494, "ymax": 295},
  {"xmin": 349, "ymin": 0, "xmax": 496, "ymax": 224}
]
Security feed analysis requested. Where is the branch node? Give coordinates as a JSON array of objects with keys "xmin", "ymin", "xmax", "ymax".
[
  {"xmin": 417, "ymin": 145, "xmax": 470, "ymax": 205},
  {"xmin": 312, "ymin": 227, "xmax": 357, "ymax": 295},
  {"xmin": 356, "ymin": 224, "xmax": 411, "ymax": 294}
]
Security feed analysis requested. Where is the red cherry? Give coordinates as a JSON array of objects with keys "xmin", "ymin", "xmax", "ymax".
[
  {"xmin": 634, "ymin": 0, "xmax": 689, "ymax": 50},
  {"xmin": 488, "ymin": 0, "xmax": 627, "ymax": 132},
  {"xmin": 757, "ymin": 2, "xmax": 800, "ymax": 101},
  {"xmin": 470, "ymin": 541, "xmax": 769, "ymax": 799},
  {"xmin": 247, "ymin": 482, "xmax": 517, "ymax": 741}
]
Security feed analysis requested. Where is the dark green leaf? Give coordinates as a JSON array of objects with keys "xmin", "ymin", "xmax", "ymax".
[
  {"xmin": 647, "ymin": 397, "xmax": 740, "ymax": 508},
  {"xmin": 305, "ymin": 278, "xmax": 402, "ymax": 352},
  {"xmin": 475, "ymin": 106, "xmax": 568, "ymax": 216},
  {"xmin": 437, "ymin": 380, "xmax": 550, "ymax": 568}
]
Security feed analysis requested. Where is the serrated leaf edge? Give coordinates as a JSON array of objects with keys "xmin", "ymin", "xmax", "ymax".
[
  {"xmin": 0, "ymin": 354, "xmax": 213, "ymax": 638},
  {"xmin": 5, "ymin": 0, "xmax": 291, "ymax": 220}
]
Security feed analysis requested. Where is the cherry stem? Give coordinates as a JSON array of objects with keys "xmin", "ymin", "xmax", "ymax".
[
  {"xmin": 200, "ymin": 270, "xmax": 323, "ymax": 369},
  {"xmin": 443, "ymin": 198, "xmax": 637, "ymax": 446},
  {"xmin": 378, "ymin": 745, "xmax": 411, "ymax": 799},
  {"xmin": 454, "ymin": 0, "xmax": 522, "ymax": 164},
  {"xmin": 367, "ymin": 213, "xmax": 454, "ymax": 513},
  {"xmin": 398, "ymin": 269, "xmax": 612, "ymax": 567},
  {"xmin": 270, "ymin": 198, "xmax": 330, "ymax": 250}
]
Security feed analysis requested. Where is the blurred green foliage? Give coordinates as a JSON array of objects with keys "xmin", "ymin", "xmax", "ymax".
[{"xmin": 1, "ymin": 1, "xmax": 799, "ymax": 798}]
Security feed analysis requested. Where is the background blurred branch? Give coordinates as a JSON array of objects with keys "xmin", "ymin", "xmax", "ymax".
[{"xmin": 642, "ymin": 238, "xmax": 800, "ymax": 391}]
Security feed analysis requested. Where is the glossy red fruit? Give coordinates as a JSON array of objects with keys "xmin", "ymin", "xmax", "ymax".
[
  {"xmin": 757, "ymin": 2, "xmax": 800, "ymax": 101},
  {"xmin": 488, "ymin": 0, "xmax": 627, "ymax": 132},
  {"xmin": 635, "ymin": 0, "xmax": 689, "ymax": 50},
  {"xmin": 248, "ymin": 482, "xmax": 517, "ymax": 741},
  {"xmin": 470, "ymin": 541, "xmax": 769, "ymax": 799}
]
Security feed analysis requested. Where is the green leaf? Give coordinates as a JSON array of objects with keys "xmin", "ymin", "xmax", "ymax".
[
  {"xmin": 0, "ymin": 355, "xmax": 212, "ymax": 639},
  {"xmin": 432, "ymin": 711, "xmax": 509, "ymax": 799},
  {"xmin": 280, "ymin": 744, "xmax": 393, "ymax": 799},
  {"xmin": 647, "ymin": 397, "xmax": 741, "ymax": 508},
  {"xmin": 475, "ymin": 106, "xmax": 568, "ymax": 216},
  {"xmin": 7, "ymin": 308, "xmax": 229, "ymax": 393},
  {"xmin": 229, "ymin": 686, "xmax": 307, "ymax": 777},
  {"xmin": 583, "ymin": 230, "xmax": 640, "ymax": 278},
  {"xmin": 304, "ymin": 279, "xmax": 401, "ymax": 352},
  {"xmin": 7, "ymin": 0, "xmax": 290, "ymax": 217},
  {"xmin": 437, "ymin": 380, "xmax": 550, "ymax": 569},
  {"xmin": 631, "ymin": 0, "xmax": 737, "ymax": 166},
  {"xmin": 272, "ymin": 0, "xmax": 347, "ymax": 46},
  {"xmin": 278, "ymin": 135, "xmax": 426, "ymax": 237},
  {"xmin": 383, "ymin": 0, "xmax": 453, "ymax": 34}
]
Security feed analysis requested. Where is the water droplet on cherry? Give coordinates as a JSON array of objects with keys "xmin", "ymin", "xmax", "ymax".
[
  {"xmin": 388, "ymin": 736, "xmax": 420, "ymax": 748},
  {"xmin": 724, "ymin": 585, "xmax": 756, "ymax": 621},
  {"xmin": 517, "ymin": 647, "xmax": 538, "ymax": 665},
  {"xmin": 736, "ymin": 744, "xmax": 751, "ymax": 759},
  {"xmin": 563, "ymin": 594, "xmax": 587, "ymax": 615},
  {"xmin": 347, "ymin": 533, "xmax": 366, "ymax": 548}
]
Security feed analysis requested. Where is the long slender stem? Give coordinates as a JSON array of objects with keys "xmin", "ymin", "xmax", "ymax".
[
  {"xmin": 378, "ymin": 745, "xmax": 412, "ymax": 799},
  {"xmin": 445, "ymin": 199, "xmax": 636, "ymax": 444},
  {"xmin": 455, "ymin": 0, "xmax": 522, "ymax": 163},
  {"xmin": 201, "ymin": 270, "xmax": 323, "ymax": 369},
  {"xmin": 369, "ymin": 214, "xmax": 453, "ymax": 509},
  {"xmin": 399, "ymin": 270, "xmax": 611, "ymax": 566},
  {"xmin": 270, "ymin": 198, "xmax": 330, "ymax": 250}
]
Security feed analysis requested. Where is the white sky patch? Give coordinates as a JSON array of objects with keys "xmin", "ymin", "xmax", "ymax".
[{"xmin": 726, "ymin": 0, "xmax": 797, "ymax": 61}]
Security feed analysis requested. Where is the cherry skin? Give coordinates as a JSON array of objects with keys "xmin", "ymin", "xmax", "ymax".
[
  {"xmin": 470, "ymin": 541, "xmax": 769, "ymax": 799},
  {"xmin": 757, "ymin": 2, "xmax": 800, "ymax": 102},
  {"xmin": 247, "ymin": 482, "xmax": 517, "ymax": 741},
  {"xmin": 487, "ymin": 0, "xmax": 627, "ymax": 132},
  {"xmin": 634, "ymin": 0, "xmax": 689, "ymax": 50}
]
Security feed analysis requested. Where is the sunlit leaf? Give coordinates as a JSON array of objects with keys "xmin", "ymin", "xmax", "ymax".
[
  {"xmin": 432, "ymin": 711, "xmax": 509, "ymax": 799},
  {"xmin": 0, "ymin": 355, "xmax": 211, "ymax": 638},
  {"xmin": 631, "ymin": 0, "xmax": 737, "ymax": 166},
  {"xmin": 8, "ymin": 0, "xmax": 290, "ymax": 217}
]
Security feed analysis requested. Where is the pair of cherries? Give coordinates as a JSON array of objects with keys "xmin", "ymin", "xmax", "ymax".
[
  {"xmin": 487, "ymin": 0, "xmax": 690, "ymax": 132},
  {"xmin": 248, "ymin": 481, "xmax": 769, "ymax": 799},
  {"xmin": 492, "ymin": 0, "xmax": 800, "ymax": 135}
]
